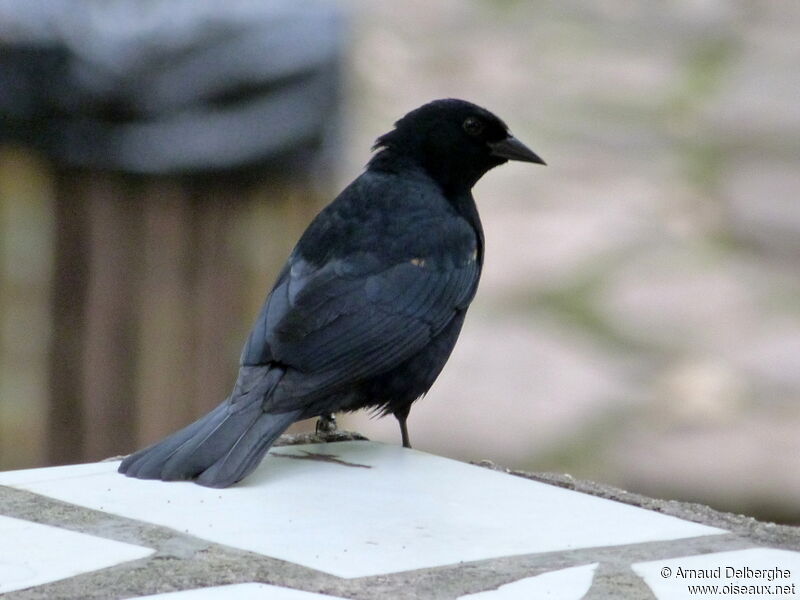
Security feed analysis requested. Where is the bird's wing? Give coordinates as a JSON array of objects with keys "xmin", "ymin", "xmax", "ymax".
[{"xmin": 240, "ymin": 245, "xmax": 479, "ymax": 409}]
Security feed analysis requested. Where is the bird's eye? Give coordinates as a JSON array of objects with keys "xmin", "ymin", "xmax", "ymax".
[{"xmin": 462, "ymin": 116, "xmax": 484, "ymax": 137}]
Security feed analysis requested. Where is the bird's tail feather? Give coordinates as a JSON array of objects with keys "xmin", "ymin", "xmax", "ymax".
[{"xmin": 118, "ymin": 367, "xmax": 300, "ymax": 488}]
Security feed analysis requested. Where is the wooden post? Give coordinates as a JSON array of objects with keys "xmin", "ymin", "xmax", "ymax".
[{"xmin": 0, "ymin": 1, "xmax": 343, "ymax": 467}]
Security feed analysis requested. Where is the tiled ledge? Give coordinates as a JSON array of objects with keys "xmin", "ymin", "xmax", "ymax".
[{"xmin": 0, "ymin": 434, "xmax": 798, "ymax": 599}]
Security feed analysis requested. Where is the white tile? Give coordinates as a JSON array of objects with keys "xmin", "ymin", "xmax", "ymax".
[
  {"xmin": 633, "ymin": 547, "xmax": 800, "ymax": 599},
  {"xmin": 134, "ymin": 582, "xmax": 349, "ymax": 599},
  {"xmin": 457, "ymin": 563, "xmax": 598, "ymax": 599},
  {"xmin": 0, "ymin": 514, "xmax": 153, "ymax": 594},
  {"xmin": 0, "ymin": 441, "xmax": 723, "ymax": 578}
]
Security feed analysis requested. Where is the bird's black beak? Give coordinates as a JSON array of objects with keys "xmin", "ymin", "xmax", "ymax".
[{"xmin": 489, "ymin": 135, "xmax": 546, "ymax": 165}]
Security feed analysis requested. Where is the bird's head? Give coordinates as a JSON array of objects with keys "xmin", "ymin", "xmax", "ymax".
[{"xmin": 370, "ymin": 98, "xmax": 545, "ymax": 192}]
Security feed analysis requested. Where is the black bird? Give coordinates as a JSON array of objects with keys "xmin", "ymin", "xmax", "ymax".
[{"xmin": 119, "ymin": 98, "xmax": 545, "ymax": 487}]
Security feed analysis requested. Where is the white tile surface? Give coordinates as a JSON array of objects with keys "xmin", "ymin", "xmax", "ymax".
[
  {"xmin": 633, "ymin": 547, "xmax": 800, "ymax": 599},
  {"xmin": 0, "ymin": 441, "xmax": 724, "ymax": 578},
  {"xmin": 134, "ymin": 583, "xmax": 349, "ymax": 599},
  {"xmin": 0, "ymin": 514, "xmax": 153, "ymax": 594},
  {"xmin": 457, "ymin": 563, "xmax": 598, "ymax": 599}
]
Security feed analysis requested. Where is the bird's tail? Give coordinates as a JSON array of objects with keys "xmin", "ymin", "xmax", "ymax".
[{"xmin": 118, "ymin": 367, "xmax": 301, "ymax": 488}]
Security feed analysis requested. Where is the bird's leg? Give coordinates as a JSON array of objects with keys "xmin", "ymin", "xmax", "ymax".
[
  {"xmin": 315, "ymin": 413, "xmax": 337, "ymax": 434},
  {"xmin": 394, "ymin": 407, "xmax": 412, "ymax": 449}
]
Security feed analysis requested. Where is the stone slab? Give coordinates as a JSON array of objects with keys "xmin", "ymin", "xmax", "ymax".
[
  {"xmin": 0, "ymin": 441, "xmax": 723, "ymax": 579},
  {"xmin": 456, "ymin": 563, "xmax": 598, "ymax": 599},
  {"xmin": 134, "ymin": 583, "xmax": 349, "ymax": 599},
  {"xmin": 0, "ymin": 514, "xmax": 153, "ymax": 594}
]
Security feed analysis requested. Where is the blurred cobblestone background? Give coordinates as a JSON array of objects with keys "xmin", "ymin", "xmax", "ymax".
[{"xmin": 340, "ymin": 0, "xmax": 800, "ymax": 523}]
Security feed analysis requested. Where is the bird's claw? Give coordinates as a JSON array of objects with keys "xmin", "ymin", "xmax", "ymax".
[{"xmin": 315, "ymin": 413, "xmax": 338, "ymax": 434}]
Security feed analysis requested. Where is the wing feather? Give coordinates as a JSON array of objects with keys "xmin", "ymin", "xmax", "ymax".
[{"xmin": 241, "ymin": 224, "xmax": 480, "ymax": 408}]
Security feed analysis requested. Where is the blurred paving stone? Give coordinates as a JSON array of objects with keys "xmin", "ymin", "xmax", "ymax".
[
  {"xmin": 479, "ymin": 177, "xmax": 663, "ymax": 297},
  {"xmin": 595, "ymin": 245, "xmax": 765, "ymax": 351},
  {"xmin": 708, "ymin": 25, "xmax": 800, "ymax": 142},
  {"xmin": 651, "ymin": 356, "xmax": 749, "ymax": 426},
  {"xmin": 732, "ymin": 318, "xmax": 800, "ymax": 395},
  {"xmin": 611, "ymin": 414, "xmax": 800, "ymax": 521},
  {"xmin": 724, "ymin": 162, "xmax": 800, "ymax": 257}
]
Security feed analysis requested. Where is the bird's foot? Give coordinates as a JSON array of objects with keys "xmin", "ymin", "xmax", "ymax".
[{"xmin": 315, "ymin": 413, "xmax": 338, "ymax": 435}]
